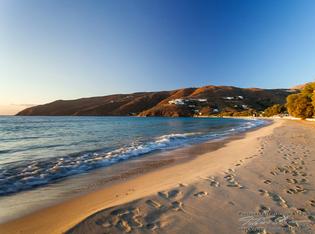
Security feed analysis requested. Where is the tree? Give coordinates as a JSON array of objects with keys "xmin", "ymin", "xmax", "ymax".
[
  {"xmin": 302, "ymin": 82, "xmax": 315, "ymax": 98},
  {"xmin": 286, "ymin": 82, "xmax": 315, "ymax": 119},
  {"xmin": 286, "ymin": 93, "xmax": 313, "ymax": 119},
  {"xmin": 263, "ymin": 104, "xmax": 285, "ymax": 117}
]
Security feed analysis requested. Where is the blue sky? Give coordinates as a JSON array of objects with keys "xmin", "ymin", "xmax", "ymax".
[{"xmin": 1, "ymin": 0, "xmax": 315, "ymax": 114}]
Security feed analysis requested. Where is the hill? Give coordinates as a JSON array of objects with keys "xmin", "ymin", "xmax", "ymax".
[{"xmin": 16, "ymin": 86, "xmax": 296, "ymax": 117}]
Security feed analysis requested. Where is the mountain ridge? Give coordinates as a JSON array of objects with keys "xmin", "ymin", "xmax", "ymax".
[{"xmin": 16, "ymin": 85, "xmax": 296, "ymax": 117}]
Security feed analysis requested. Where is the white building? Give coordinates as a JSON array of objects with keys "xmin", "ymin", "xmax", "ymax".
[
  {"xmin": 286, "ymin": 90, "xmax": 296, "ymax": 93},
  {"xmin": 168, "ymin": 99, "xmax": 185, "ymax": 105}
]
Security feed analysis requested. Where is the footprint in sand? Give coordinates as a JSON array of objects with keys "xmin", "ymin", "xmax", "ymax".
[
  {"xmin": 209, "ymin": 179, "xmax": 220, "ymax": 187},
  {"xmin": 146, "ymin": 222, "xmax": 159, "ymax": 230},
  {"xmin": 258, "ymin": 189, "xmax": 288, "ymax": 208},
  {"xmin": 270, "ymin": 214, "xmax": 290, "ymax": 224},
  {"xmin": 286, "ymin": 178, "xmax": 298, "ymax": 184},
  {"xmin": 227, "ymin": 168, "xmax": 235, "ymax": 173},
  {"xmin": 270, "ymin": 171, "xmax": 279, "ymax": 176},
  {"xmin": 178, "ymin": 183, "xmax": 187, "ymax": 187},
  {"xmin": 194, "ymin": 191, "xmax": 208, "ymax": 198},
  {"xmin": 263, "ymin": 180, "xmax": 271, "ymax": 185},
  {"xmin": 286, "ymin": 185, "xmax": 306, "ymax": 195},
  {"xmin": 111, "ymin": 208, "xmax": 131, "ymax": 216},
  {"xmin": 300, "ymin": 172, "xmax": 307, "ymax": 177},
  {"xmin": 206, "ymin": 176, "xmax": 220, "ymax": 187},
  {"xmin": 295, "ymin": 207, "xmax": 307, "ymax": 214},
  {"xmin": 171, "ymin": 201, "xmax": 183, "ymax": 211},
  {"xmin": 276, "ymin": 166, "xmax": 289, "ymax": 174},
  {"xmin": 158, "ymin": 189, "xmax": 181, "ymax": 200},
  {"xmin": 127, "ymin": 217, "xmax": 143, "ymax": 229},
  {"xmin": 258, "ymin": 189, "xmax": 268, "ymax": 196},
  {"xmin": 257, "ymin": 204, "xmax": 271, "ymax": 214},
  {"xmin": 117, "ymin": 219, "xmax": 132, "ymax": 233},
  {"xmin": 146, "ymin": 199, "xmax": 162, "ymax": 209},
  {"xmin": 96, "ymin": 207, "xmax": 143, "ymax": 233},
  {"xmin": 286, "ymin": 188, "xmax": 297, "ymax": 194},
  {"xmin": 309, "ymin": 200, "xmax": 315, "ymax": 207},
  {"xmin": 224, "ymin": 174, "xmax": 244, "ymax": 189},
  {"xmin": 267, "ymin": 192, "xmax": 288, "ymax": 208}
]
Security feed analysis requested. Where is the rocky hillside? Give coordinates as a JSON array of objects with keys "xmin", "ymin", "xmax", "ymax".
[
  {"xmin": 16, "ymin": 86, "xmax": 296, "ymax": 117},
  {"xmin": 292, "ymin": 84, "xmax": 306, "ymax": 90}
]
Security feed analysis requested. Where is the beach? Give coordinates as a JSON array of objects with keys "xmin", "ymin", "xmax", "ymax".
[
  {"xmin": 1, "ymin": 119, "xmax": 315, "ymax": 233},
  {"xmin": 3, "ymin": 0, "xmax": 315, "ymax": 233}
]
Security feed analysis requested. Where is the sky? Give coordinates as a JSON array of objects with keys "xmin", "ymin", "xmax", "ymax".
[{"xmin": 1, "ymin": 0, "xmax": 315, "ymax": 115}]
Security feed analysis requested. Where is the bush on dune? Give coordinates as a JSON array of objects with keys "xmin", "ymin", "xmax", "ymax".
[
  {"xmin": 286, "ymin": 82, "xmax": 315, "ymax": 119},
  {"xmin": 262, "ymin": 104, "xmax": 286, "ymax": 117}
]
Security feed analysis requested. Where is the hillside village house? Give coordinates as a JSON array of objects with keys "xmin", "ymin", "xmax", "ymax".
[{"xmin": 168, "ymin": 98, "xmax": 208, "ymax": 105}]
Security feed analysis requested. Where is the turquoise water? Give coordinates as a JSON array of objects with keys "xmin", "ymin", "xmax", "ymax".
[{"xmin": 0, "ymin": 116, "xmax": 267, "ymax": 196}]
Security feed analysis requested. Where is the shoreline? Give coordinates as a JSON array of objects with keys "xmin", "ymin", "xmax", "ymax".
[{"xmin": 0, "ymin": 119, "xmax": 279, "ymax": 234}]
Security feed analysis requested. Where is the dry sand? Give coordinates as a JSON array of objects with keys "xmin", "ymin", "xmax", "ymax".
[{"xmin": 1, "ymin": 119, "xmax": 315, "ymax": 234}]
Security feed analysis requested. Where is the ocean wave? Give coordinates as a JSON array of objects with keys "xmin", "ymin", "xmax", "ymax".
[
  {"xmin": 0, "ymin": 119, "xmax": 267, "ymax": 196},
  {"xmin": 0, "ymin": 132, "xmax": 203, "ymax": 195}
]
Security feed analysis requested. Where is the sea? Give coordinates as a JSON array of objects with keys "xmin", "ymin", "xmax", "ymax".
[{"xmin": 0, "ymin": 116, "xmax": 267, "ymax": 221}]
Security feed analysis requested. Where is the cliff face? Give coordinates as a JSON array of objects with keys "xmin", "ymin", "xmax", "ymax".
[{"xmin": 16, "ymin": 86, "xmax": 295, "ymax": 116}]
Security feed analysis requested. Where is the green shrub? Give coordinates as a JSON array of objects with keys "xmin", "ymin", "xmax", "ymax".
[
  {"xmin": 262, "ymin": 104, "xmax": 285, "ymax": 117},
  {"xmin": 286, "ymin": 93, "xmax": 313, "ymax": 119}
]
